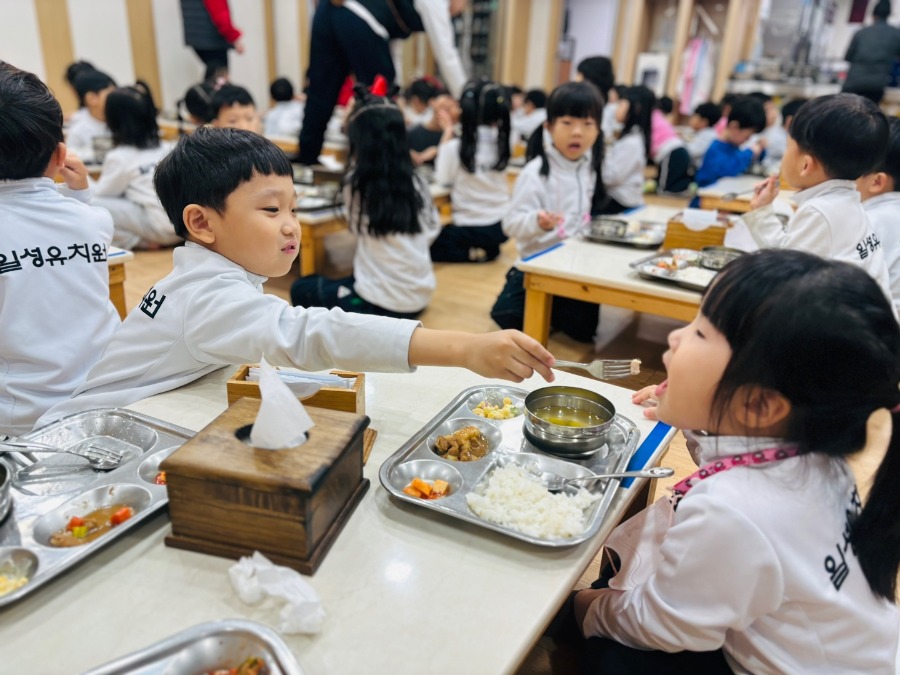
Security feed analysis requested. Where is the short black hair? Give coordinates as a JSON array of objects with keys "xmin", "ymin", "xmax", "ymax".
[
  {"xmin": 270, "ymin": 77, "xmax": 294, "ymax": 102},
  {"xmin": 727, "ymin": 96, "xmax": 766, "ymax": 132},
  {"xmin": 747, "ymin": 91, "xmax": 772, "ymax": 105},
  {"xmin": 524, "ymin": 89, "xmax": 547, "ymax": 109},
  {"xmin": 874, "ymin": 0, "xmax": 891, "ymax": 18},
  {"xmin": 0, "ymin": 61, "xmax": 64, "ymax": 180},
  {"xmin": 404, "ymin": 77, "xmax": 444, "ymax": 103},
  {"xmin": 209, "ymin": 84, "xmax": 255, "ymax": 119},
  {"xmin": 693, "ymin": 102, "xmax": 721, "ymax": 127},
  {"xmin": 657, "ymin": 95, "xmax": 674, "ymax": 114},
  {"xmin": 719, "ymin": 92, "xmax": 738, "ymax": 109},
  {"xmin": 153, "ymin": 127, "xmax": 292, "ymax": 238},
  {"xmin": 65, "ymin": 61, "xmax": 96, "ymax": 105},
  {"xmin": 779, "ymin": 98, "xmax": 807, "ymax": 126},
  {"xmin": 576, "ymin": 56, "xmax": 615, "ymax": 100},
  {"xmin": 106, "ymin": 84, "xmax": 160, "ymax": 150},
  {"xmin": 789, "ymin": 93, "xmax": 889, "ymax": 179},
  {"xmin": 877, "ymin": 117, "xmax": 900, "ymax": 189},
  {"xmin": 181, "ymin": 81, "xmax": 215, "ymax": 123},
  {"xmin": 73, "ymin": 69, "xmax": 116, "ymax": 103}
]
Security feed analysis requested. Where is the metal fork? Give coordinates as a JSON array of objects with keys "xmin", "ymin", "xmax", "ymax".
[
  {"xmin": 551, "ymin": 359, "xmax": 639, "ymax": 380},
  {"xmin": 0, "ymin": 440, "xmax": 124, "ymax": 471},
  {"xmin": 720, "ymin": 188, "xmax": 756, "ymax": 201}
]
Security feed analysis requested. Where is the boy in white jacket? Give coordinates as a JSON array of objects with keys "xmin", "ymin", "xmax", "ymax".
[
  {"xmin": 492, "ymin": 82, "xmax": 604, "ymax": 343},
  {"xmin": 0, "ymin": 63, "xmax": 119, "ymax": 435},
  {"xmin": 40, "ymin": 128, "xmax": 555, "ymax": 425},
  {"xmin": 744, "ymin": 94, "xmax": 892, "ymax": 303}
]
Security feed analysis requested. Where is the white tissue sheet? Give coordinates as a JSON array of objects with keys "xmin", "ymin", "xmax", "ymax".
[
  {"xmin": 680, "ymin": 208, "xmax": 719, "ymax": 230},
  {"xmin": 229, "ymin": 552, "xmax": 326, "ymax": 634},
  {"xmin": 249, "ymin": 357, "xmax": 315, "ymax": 450}
]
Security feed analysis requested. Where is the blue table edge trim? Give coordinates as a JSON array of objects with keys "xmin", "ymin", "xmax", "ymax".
[
  {"xmin": 622, "ymin": 421, "xmax": 672, "ymax": 488},
  {"xmin": 520, "ymin": 241, "xmax": 564, "ymax": 262}
]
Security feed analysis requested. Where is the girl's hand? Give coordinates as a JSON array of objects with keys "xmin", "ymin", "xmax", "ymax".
[
  {"xmin": 631, "ymin": 384, "xmax": 659, "ymax": 420},
  {"xmin": 463, "ymin": 330, "xmax": 555, "ymax": 383},
  {"xmin": 537, "ymin": 211, "xmax": 563, "ymax": 231},
  {"xmin": 59, "ymin": 153, "xmax": 89, "ymax": 191},
  {"xmin": 749, "ymin": 176, "xmax": 778, "ymax": 210},
  {"xmin": 436, "ymin": 107, "xmax": 454, "ymax": 132}
]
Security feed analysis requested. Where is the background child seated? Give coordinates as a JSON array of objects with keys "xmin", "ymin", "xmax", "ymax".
[
  {"xmin": 510, "ymin": 88, "xmax": 547, "ymax": 145},
  {"xmin": 432, "ymin": 78, "xmax": 512, "ymax": 263},
  {"xmin": 66, "ymin": 68, "xmax": 116, "ymax": 163},
  {"xmin": 92, "ymin": 83, "xmax": 181, "ymax": 250},
  {"xmin": 178, "ymin": 81, "xmax": 216, "ymax": 126},
  {"xmin": 408, "ymin": 92, "xmax": 455, "ymax": 167},
  {"xmin": 39, "ymin": 127, "xmax": 554, "ymax": 424},
  {"xmin": 263, "ymin": 77, "xmax": 304, "ymax": 138},
  {"xmin": 857, "ymin": 116, "xmax": 900, "ymax": 311},
  {"xmin": 762, "ymin": 97, "xmax": 807, "ymax": 171},
  {"xmin": 601, "ymin": 85, "xmax": 653, "ymax": 213},
  {"xmin": 0, "ymin": 62, "xmax": 119, "ymax": 435},
  {"xmin": 210, "ymin": 83, "xmax": 260, "ymax": 132},
  {"xmin": 695, "ymin": 95, "xmax": 766, "ymax": 187},
  {"xmin": 745, "ymin": 93, "xmax": 892, "ymax": 302},
  {"xmin": 291, "ymin": 89, "xmax": 441, "ymax": 319},
  {"xmin": 650, "ymin": 93, "xmax": 691, "ymax": 194},
  {"xmin": 685, "ymin": 101, "xmax": 721, "ymax": 167},
  {"xmin": 402, "ymin": 76, "xmax": 443, "ymax": 128},
  {"xmin": 63, "ymin": 60, "xmax": 97, "ymax": 123}
]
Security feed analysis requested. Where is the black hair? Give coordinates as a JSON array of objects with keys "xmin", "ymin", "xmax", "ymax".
[
  {"xmin": 747, "ymin": 91, "xmax": 772, "ymax": 105},
  {"xmin": 209, "ymin": 84, "xmax": 255, "ymax": 119},
  {"xmin": 65, "ymin": 60, "xmax": 96, "ymax": 105},
  {"xmin": 529, "ymin": 81, "xmax": 607, "ymax": 214},
  {"xmin": 576, "ymin": 56, "xmax": 615, "ymax": 101},
  {"xmin": 719, "ymin": 92, "xmax": 738, "ymax": 110},
  {"xmin": 73, "ymin": 69, "xmax": 116, "ymax": 104},
  {"xmin": 508, "ymin": 84, "xmax": 523, "ymax": 96},
  {"xmin": 458, "ymin": 78, "xmax": 511, "ymax": 173},
  {"xmin": 105, "ymin": 82, "xmax": 160, "ymax": 150},
  {"xmin": 404, "ymin": 77, "xmax": 444, "ymax": 104},
  {"xmin": 0, "ymin": 61, "xmax": 64, "ymax": 180},
  {"xmin": 524, "ymin": 89, "xmax": 547, "ymax": 109},
  {"xmin": 153, "ymin": 127, "xmax": 291, "ymax": 239},
  {"xmin": 179, "ymin": 81, "xmax": 216, "ymax": 126},
  {"xmin": 701, "ymin": 249, "xmax": 900, "ymax": 602},
  {"xmin": 779, "ymin": 98, "xmax": 807, "ymax": 127},
  {"xmin": 657, "ymin": 95, "xmax": 674, "ymax": 114},
  {"xmin": 620, "ymin": 85, "xmax": 654, "ymax": 159},
  {"xmin": 789, "ymin": 93, "xmax": 888, "ymax": 180},
  {"xmin": 874, "ymin": 0, "xmax": 891, "ymax": 18},
  {"xmin": 875, "ymin": 117, "xmax": 900, "ymax": 189},
  {"xmin": 342, "ymin": 84, "xmax": 424, "ymax": 237},
  {"xmin": 270, "ymin": 77, "xmax": 294, "ymax": 102},
  {"xmin": 727, "ymin": 96, "xmax": 767, "ymax": 132},
  {"xmin": 693, "ymin": 102, "xmax": 721, "ymax": 127}
]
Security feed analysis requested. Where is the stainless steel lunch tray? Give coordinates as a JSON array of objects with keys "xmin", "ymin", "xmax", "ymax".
[
  {"xmin": 585, "ymin": 218, "xmax": 667, "ymax": 248},
  {"xmin": 0, "ymin": 409, "xmax": 194, "ymax": 608},
  {"xmin": 83, "ymin": 619, "xmax": 304, "ymax": 675},
  {"xmin": 379, "ymin": 386, "xmax": 640, "ymax": 547},
  {"xmin": 628, "ymin": 248, "xmax": 717, "ymax": 292}
]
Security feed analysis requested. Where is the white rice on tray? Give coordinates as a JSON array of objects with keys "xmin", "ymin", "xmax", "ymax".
[{"xmin": 465, "ymin": 464, "xmax": 600, "ymax": 539}]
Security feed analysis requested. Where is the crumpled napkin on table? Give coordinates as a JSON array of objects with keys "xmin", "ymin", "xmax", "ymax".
[{"xmin": 228, "ymin": 551, "xmax": 326, "ymax": 634}]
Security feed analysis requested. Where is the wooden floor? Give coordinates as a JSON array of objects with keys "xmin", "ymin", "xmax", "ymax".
[{"xmin": 119, "ymin": 210, "xmax": 893, "ymax": 675}]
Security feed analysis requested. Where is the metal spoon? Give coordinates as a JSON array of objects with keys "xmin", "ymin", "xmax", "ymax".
[
  {"xmin": 0, "ymin": 440, "xmax": 123, "ymax": 471},
  {"xmin": 544, "ymin": 466, "xmax": 674, "ymax": 493}
]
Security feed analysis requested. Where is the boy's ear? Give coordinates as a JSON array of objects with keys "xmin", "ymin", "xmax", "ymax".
[
  {"xmin": 182, "ymin": 204, "xmax": 216, "ymax": 244},
  {"xmin": 799, "ymin": 151, "xmax": 819, "ymax": 178},
  {"xmin": 43, "ymin": 142, "xmax": 66, "ymax": 178},
  {"xmin": 731, "ymin": 385, "xmax": 792, "ymax": 433}
]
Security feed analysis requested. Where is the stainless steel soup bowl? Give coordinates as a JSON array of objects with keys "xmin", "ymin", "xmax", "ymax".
[{"xmin": 523, "ymin": 386, "xmax": 616, "ymax": 455}]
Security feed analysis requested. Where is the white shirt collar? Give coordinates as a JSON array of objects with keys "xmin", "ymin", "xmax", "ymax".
[
  {"xmin": 792, "ymin": 179, "xmax": 859, "ymax": 207},
  {"xmin": 180, "ymin": 241, "xmax": 268, "ymax": 287},
  {"xmin": 692, "ymin": 432, "xmax": 792, "ymax": 464},
  {"xmin": 863, "ymin": 192, "xmax": 900, "ymax": 209}
]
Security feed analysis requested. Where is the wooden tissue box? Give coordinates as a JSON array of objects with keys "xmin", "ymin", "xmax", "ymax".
[
  {"xmin": 663, "ymin": 216, "xmax": 729, "ymax": 251},
  {"xmin": 162, "ymin": 397, "xmax": 370, "ymax": 574},
  {"xmin": 226, "ymin": 365, "xmax": 365, "ymax": 415}
]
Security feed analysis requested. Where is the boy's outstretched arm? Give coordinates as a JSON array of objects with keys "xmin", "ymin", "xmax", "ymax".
[{"xmin": 408, "ymin": 328, "xmax": 556, "ymax": 383}]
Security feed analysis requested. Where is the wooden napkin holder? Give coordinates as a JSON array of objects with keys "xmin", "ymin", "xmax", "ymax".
[
  {"xmin": 226, "ymin": 365, "xmax": 365, "ymax": 415},
  {"xmin": 663, "ymin": 216, "xmax": 729, "ymax": 250},
  {"xmin": 162, "ymin": 397, "xmax": 370, "ymax": 574}
]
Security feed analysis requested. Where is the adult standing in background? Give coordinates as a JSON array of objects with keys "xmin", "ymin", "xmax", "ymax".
[
  {"xmin": 842, "ymin": 0, "xmax": 900, "ymax": 104},
  {"xmin": 297, "ymin": 0, "xmax": 469, "ymax": 165},
  {"xmin": 180, "ymin": 0, "xmax": 245, "ymax": 83}
]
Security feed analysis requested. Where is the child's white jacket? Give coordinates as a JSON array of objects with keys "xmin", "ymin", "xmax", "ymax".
[
  {"xmin": 40, "ymin": 243, "xmax": 419, "ymax": 425},
  {"xmin": 863, "ymin": 192, "xmax": 900, "ymax": 313},
  {"xmin": 0, "ymin": 178, "xmax": 119, "ymax": 435},
  {"xmin": 502, "ymin": 141, "xmax": 595, "ymax": 260},
  {"xmin": 743, "ymin": 179, "xmax": 893, "ymax": 304},
  {"xmin": 602, "ymin": 126, "xmax": 646, "ymax": 208},
  {"xmin": 582, "ymin": 434, "xmax": 899, "ymax": 674}
]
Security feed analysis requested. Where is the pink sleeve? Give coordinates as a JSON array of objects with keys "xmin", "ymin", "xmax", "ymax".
[{"xmin": 202, "ymin": 0, "xmax": 242, "ymax": 44}]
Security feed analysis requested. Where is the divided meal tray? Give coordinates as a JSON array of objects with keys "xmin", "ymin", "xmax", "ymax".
[
  {"xmin": 379, "ymin": 386, "xmax": 640, "ymax": 547},
  {"xmin": 84, "ymin": 619, "xmax": 304, "ymax": 675},
  {"xmin": 0, "ymin": 409, "xmax": 194, "ymax": 608},
  {"xmin": 585, "ymin": 217, "xmax": 667, "ymax": 248},
  {"xmin": 629, "ymin": 248, "xmax": 718, "ymax": 292}
]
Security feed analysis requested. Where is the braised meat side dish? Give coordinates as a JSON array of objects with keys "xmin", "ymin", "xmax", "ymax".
[{"xmin": 434, "ymin": 426, "xmax": 489, "ymax": 461}]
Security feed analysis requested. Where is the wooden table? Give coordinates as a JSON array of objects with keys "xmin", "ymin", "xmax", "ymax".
[
  {"xmin": 0, "ymin": 367, "xmax": 674, "ymax": 674},
  {"xmin": 698, "ymin": 175, "xmax": 796, "ymax": 213},
  {"xmin": 297, "ymin": 184, "xmax": 452, "ymax": 277},
  {"xmin": 107, "ymin": 247, "xmax": 134, "ymax": 320},
  {"xmin": 517, "ymin": 204, "xmax": 698, "ymax": 345}
]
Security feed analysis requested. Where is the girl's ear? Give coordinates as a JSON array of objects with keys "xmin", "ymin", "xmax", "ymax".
[
  {"xmin": 732, "ymin": 385, "xmax": 792, "ymax": 433},
  {"xmin": 182, "ymin": 204, "xmax": 216, "ymax": 244}
]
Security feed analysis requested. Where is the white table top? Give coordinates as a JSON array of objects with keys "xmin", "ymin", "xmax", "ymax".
[
  {"xmin": 621, "ymin": 203, "xmax": 684, "ymax": 224},
  {"xmin": 107, "ymin": 246, "xmax": 134, "ymax": 266},
  {"xmin": 1, "ymin": 367, "xmax": 674, "ymax": 674},
  {"xmin": 697, "ymin": 175, "xmax": 797, "ymax": 204},
  {"xmin": 517, "ymin": 238, "xmax": 703, "ymax": 307}
]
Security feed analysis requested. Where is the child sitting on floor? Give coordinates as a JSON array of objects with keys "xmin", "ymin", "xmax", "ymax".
[
  {"xmin": 0, "ymin": 62, "xmax": 119, "ymax": 435},
  {"xmin": 856, "ymin": 116, "xmax": 900, "ymax": 311},
  {"xmin": 290, "ymin": 87, "xmax": 441, "ymax": 319},
  {"xmin": 695, "ymin": 96, "xmax": 766, "ymax": 187},
  {"xmin": 263, "ymin": 77, "xmax": 304, "ymax": 138},
  {"xmin": 66, "ymin": 68, "xmax": 116, "ymax": 163},
  {"xmin": 431, "ymin": 78, "xmax": 512, "ymax": 263},
  {"xmin": 556, "ymin": 249, "xmax": 900, "ymax": 674},
  {"xmin": 92, "ymin": 83, "xmax": 181, "ymax": 250},
  {"xmin": 39, "ymin": 127, "xmax": 554, "ymax": 425},
  {"xmin": 601, "ymin": 85, "xmax": 653, "ymax": 213},
  {"xmin": 744, "ymin": 93, "xmax": 892, "ymax": 301},
  {"xmin": 492, "ymin": 81, "xmax": 605, "ymax": 343},
  {"xmin": 685, "ymin": 101, "xmax": 721, "ymax": 167}
]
